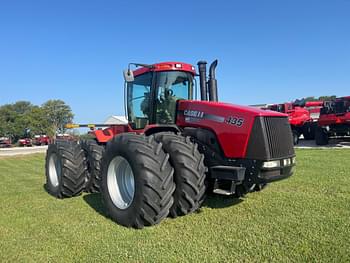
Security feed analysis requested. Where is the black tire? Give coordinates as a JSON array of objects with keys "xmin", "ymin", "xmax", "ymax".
[
  {"xmin": 302, "ymin": 122, "xmax": 316, "ymax": 140},
  {"xmin": 292, "ymin": 129, "xmax": 299, "ymax": 145},
  {"xmin": 80, "ymin": 139, "xmax": 105, "ymax": 193},
  {"xmin": 303, "ymin": 131, "xmax": 314, "ymax": 140},
  {"xmin": 154, "ymin": 132, "xmax": 206, "ymax": 218},
  {"xmin": 315, "ymin": 127, "xmax": 329, "ymax": 145},
  {"xmin": 101, "ymin": 133, "xmax": 175, "ymax": 228},
  {"xmin": 45, "ymin": 141, "xmax": 87, "ymax": 198},
  {"xmin": 254, "ymin": 183, "xmax": 268, "ymax": 192}
]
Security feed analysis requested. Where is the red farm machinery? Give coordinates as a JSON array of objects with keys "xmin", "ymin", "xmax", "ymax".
[
  {"xmin": 315, "ymin": 96, "xmax": 350, "ymax": 145},
  {"xmin": 45, "ymin": 60, "xmax": 296, "ymax": 228},
  {"xmin": 0, "ymin": 136, "xmax": 12, "ymax": 148},
  {"xmin": 33, "ymin": 135, "xmax": 51, "ymax": 146},
  {"xmin": 266, "ymin": 101, "xmax": 323, "ymax": 144}
]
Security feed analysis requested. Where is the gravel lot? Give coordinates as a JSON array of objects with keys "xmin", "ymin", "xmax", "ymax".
[
  {"xmin": 0, "ymin": 145, "xmax": 48, "ymax": 157},
  {"xmin": 0, "ymin": 137, "xmax": 349, "ymax": 157},
  {"xmin": 296, "ymin": 137, "xmax": 350, "ymax": 149}
]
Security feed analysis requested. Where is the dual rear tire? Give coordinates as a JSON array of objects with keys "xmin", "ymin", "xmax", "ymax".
[{"xmin": 45, "ymin": 141, "xmax": 87, "ymax": 198}]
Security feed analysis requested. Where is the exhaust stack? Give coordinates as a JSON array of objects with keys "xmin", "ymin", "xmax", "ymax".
[
  {"xmin": 208, "ymin": 60, "xmax": 218, "ymax": 102},
  {"xmin": 197, "ymin": 61, "xmax": 208, "ymax": 101}
]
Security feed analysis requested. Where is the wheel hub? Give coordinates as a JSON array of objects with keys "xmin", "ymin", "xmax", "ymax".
[
  {"xmin": 107, "ymin": 156, "xmax": 135, "ymax": 209},
  {"xmin": 48, "ymin": 153, "xmax": 61, "ymax": 187}
]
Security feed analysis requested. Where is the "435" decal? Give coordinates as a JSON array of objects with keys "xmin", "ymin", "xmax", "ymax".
[{"xmin": 225, "ymin": 116, "xmax": 244, "ymax": 127}]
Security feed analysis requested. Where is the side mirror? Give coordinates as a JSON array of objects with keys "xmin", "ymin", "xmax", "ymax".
[{"xmin": 123, "ymin": 69, "xmax": 134, "ymax": 82}]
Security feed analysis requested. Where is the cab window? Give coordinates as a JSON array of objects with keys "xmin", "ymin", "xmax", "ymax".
[{"xmin": 127, "ymin": 73, "xmax": 152, "ymax": 129}]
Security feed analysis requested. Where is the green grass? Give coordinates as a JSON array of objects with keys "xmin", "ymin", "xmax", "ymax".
[{"xmin": 0, "ymin": 150, "xmax": 350, "ymax": 262}]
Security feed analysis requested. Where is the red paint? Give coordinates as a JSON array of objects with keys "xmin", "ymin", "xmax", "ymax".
[
  {"xmin": 94, "ymin": 125, "xmax": 131, "ymax": 143},
  {"xmin": 176, "ymin": 100, "xmax": 286, "ymax": 158},
  {"xmin": 318, "ymin": 97, "xmax": 350, "ymax": 126},
  {"xmin": 93, "ymin": 100, "xmax": 286, "ymax": 159},
  {"xmin": 318, "ymin": 112, "xmax": 350, "ymax": 126},
  {"xmin": 133, "ymin": 62, "xmax": 196, "ymax": 76},
  {"xmin": 33, "ymin": 135, "xmax": 51, "ymax": 146},
  {"xmin": 18, "ymin": 138, "xmax": 32, "ymax": 147},
  {"xmin": 267, "ymin": 102, "xmax": 322, "ymax": 128}
]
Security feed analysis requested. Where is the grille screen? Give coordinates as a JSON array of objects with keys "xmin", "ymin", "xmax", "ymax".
[{"xmin": 246, "ymin": 117, "xmax": 295, "ymax": 160}]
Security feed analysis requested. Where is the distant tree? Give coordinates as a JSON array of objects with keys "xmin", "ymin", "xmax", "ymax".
[
  {"xmin": 11, "ymin": 101, "xmax": 33, "ymax": 114},
  {"xmin": 42, "ymin": 100, "xmax": 74, "ymax": 137},
  {"xmin": 0, "ymin": 101, "xmax": 35, "ymax": 141},
  {"xmin": 318, "ymin": 95, "xmax": 336, "ymax": 101},
  {"xmin": 297, "ymin": 95, "xmax": 338, "ymax": 103},
  {"xmin": 0, "ymin": 99, "xmax": 74, "ymax": 141},
  {"xmin": 21, "ymin": 106, "xmax": 50, "ymax": 135},
  {"xmin": 302, "ymin": 96, "xmax": 318, "ymax": 102}
]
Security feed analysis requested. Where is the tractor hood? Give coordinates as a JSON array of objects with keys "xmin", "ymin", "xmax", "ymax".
[{"xmin": 176, "ymin": 100, "xmax": 291, "ymax": 159}]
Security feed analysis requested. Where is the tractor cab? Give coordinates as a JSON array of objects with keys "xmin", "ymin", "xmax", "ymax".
[
  {"xmin": 321, "ymin": 97, "xmax": 350, "ymax": 115},
  {"xmin": 125, "ymin": 62, "xmax": 196, "ymax": 129},
  {"xmin": 268, "ymin": 103, "xmax": 293, "ymax": 113},
  {"xmin": 334, "ymin": 97, "xmax": 350, "ymax": 114}
]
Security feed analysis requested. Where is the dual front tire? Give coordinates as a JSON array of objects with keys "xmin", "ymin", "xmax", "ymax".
[
  {"xmin": 45, "ymin": 133, "xmax": 206, "ymax": 228},
  {"xmin": 100, "ymin": 133, "xmax": 206, "ymax": 228}
]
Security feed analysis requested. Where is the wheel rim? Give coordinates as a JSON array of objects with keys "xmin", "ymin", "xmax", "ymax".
[
  {"xmin": 48, "ymin": 153, "xmax": 61, "ymax": 187},
  {"xmin": 107, "ymin": 156, "xmax": 135, "ymax": 210}
]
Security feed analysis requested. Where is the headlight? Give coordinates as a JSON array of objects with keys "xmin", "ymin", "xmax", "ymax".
[
  {"xmin": 283, "ymin": 159, "xmax": 291, "ymax": 166},
  {"xmin": 262, "ymin": 160, "xmax": 280, "ymax": 169},
  {"xmin": 291, "ymin": 157, "xmax": 296, "ymax": 164}
]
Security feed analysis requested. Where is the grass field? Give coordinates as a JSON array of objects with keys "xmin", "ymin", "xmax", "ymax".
[{"xmin": 0, "ymin": 149, "xmax": 349, "ymax": 262}]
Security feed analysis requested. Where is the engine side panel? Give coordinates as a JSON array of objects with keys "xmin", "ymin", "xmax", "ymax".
[
  {"xmin": 176, "ymin": 100, "xmax": 287, "ymax": 159},
  {"xmin": 318, "ymin": 112, "xmax": 350, "ymax": 126}
]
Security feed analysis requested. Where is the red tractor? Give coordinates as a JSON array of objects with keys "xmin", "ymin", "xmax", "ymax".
[
  {"xmin": 18, "ymin": 128, "xmax": 33, "ymax": 147},
  {"xmin": 267, "ymin": 101, "xmax": 323, "ymax": 144},
  {"xmin": 33, "ymin": 135, "xmax": 51, "ymax": 146},
  {"xmin": 45, "ymin": 60, "xmax": 295, "ymax": 228},
  {"xmin": 18, "ymin": 138, "xmax": 32, "ymax": 147},
  {"xmin": 0, "ymin": 137, "xmax": 12, "ymax": 148},
  {"xmin": 315, "ymin": 96, "xmax": 350, "ymax": 145}
]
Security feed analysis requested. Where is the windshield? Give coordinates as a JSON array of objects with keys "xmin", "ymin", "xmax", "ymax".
[
  {"xmin": 155, "ymin": 71, "xmax": 194, "ymax": 124},
  {"xmin": 127, "ymin": 72, "xmax": 152, "ymax": 129}
]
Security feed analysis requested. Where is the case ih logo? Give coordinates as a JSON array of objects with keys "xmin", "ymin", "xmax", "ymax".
[{"xmin": 184, "ymin": 110, "xmax": 204, "ymax": 118}]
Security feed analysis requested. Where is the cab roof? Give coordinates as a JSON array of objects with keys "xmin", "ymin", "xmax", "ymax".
[{"xmin": 133, "ymin": 62, "xmax": 196, "ymax": 77}]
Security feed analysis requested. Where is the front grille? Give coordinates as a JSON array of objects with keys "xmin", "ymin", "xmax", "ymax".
[{"xmin": 246, "ymin": 117, "xmax": 295, "ymax": 160}]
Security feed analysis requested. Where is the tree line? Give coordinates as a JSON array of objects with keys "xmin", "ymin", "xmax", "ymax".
[
  {"xmin": 0, "ymin": 100, "xmax": 73, "ymax": 142},
  {"xmin": 300, "ymin": 95, "xmax": 337, "ymax": 102}
]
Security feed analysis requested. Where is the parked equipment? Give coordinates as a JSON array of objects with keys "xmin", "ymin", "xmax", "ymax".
[
  {"xmin": 316, "ymin": 96, "xmax": 350, "ymax": 145},
  {"xmin": 0, "ymin": 137, "xmax": 12, "ymax": 148},
  {"xmin": 266, "ymin": 101, "xmax": 323, "ymax": 144},
  {"xmin": 45, "ymin": 60, "xmax": 296, "ymax": 228},
  {"xmin": 18, "ymin": 138, "xmax": 32, "ymax": 147},
  {"xmin": 18, "ymin": 128, "xmax": 32, "ymax": 147},
  {"xmin": 33, "ymin": 135, "xmax": 51, "ymax": 146}
]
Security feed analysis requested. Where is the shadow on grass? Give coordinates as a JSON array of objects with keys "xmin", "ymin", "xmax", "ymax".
[
  {"xmin": 202, "ymin": 194, "xmax": 243, "ymax": 209},
  {"xmin": 83, "ymin": 193, "xmax": 108, "ymax": 218},
  {"xmin": 83, "ymin": 192, "xmax": 243, "ymax": 218}
]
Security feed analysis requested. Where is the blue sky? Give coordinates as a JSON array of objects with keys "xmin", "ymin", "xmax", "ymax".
[{"xmin": 0, "ymin": 0, "xmax": 349, "ymax": 123}]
